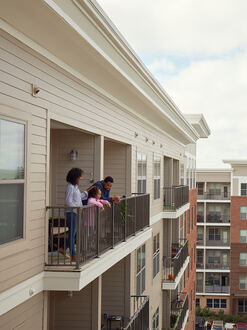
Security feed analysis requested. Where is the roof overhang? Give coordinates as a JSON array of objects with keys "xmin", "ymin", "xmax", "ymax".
[
  {"xmin": 223, "ymin": 160, "xmax": 247, "ymax": 166},
  {"xmin": 184, "ymin": 114, "xmax": 211, "ymax": 139},
  {"xmin": 196, "ymin": 168, "xmax": 232, "ymax": 173},
  {"xmin": 0, "ymin": 0, "xmax": 199, "ymax": 144}
]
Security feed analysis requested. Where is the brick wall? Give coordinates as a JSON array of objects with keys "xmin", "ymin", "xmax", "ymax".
[
  {"xmin": 184, "ymin": 188, "xmax": 197, "ymax": 330},
  {"xmin": 230, "ymin": 196, "xmax": 247, "ymax": 314}
]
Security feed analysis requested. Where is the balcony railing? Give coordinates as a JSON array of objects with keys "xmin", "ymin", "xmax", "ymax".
[
  {"xmin": 170, "ymin": 293, "xmax": 188, "ymax": 330},
  {"xmin": 205, "ymin": 285, "xmax": 230, "ymax": 294},
  {"xmin": 123, "ymin": 295, "xmax": 149, "ymax": 330},
  {"xmin": 205, "ymin": 263, "xmax": 230, "ymax": 270},
  {"xmin": 163, "ymin": 240, "xmax": 188, "ymax": 281},
  {"xmin": 206, "ymin": 214, "xmax": 230, "ymax": 223},
  {"xmin": 197, "ymin": 214, "xmax": 204, "ymax": 223},
  {"xmin": 47, "ymin": 194, "xmax": 150, "ymax": 269},
  {"xmin": 164, "ymin": 185, "xmax": 189, "ymax": 210},
  {"xmin": 196, "ymin": 262, "xmax": 204, "ymax": 269},
  {"xmin": 198, "ymin": 192, "xmax": 230, "ymax": 200},
  {"xmin": 206, "ymin": 238, "xmax": 230, "ymax": 247}
]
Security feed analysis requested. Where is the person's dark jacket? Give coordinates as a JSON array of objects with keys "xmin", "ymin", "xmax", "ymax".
[{"xmin": 92, "ymin": 180, "xmax": 112, "ymax": 202}]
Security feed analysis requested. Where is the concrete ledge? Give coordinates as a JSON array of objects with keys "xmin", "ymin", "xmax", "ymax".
[
  {"xmin": 196, "ymin": 269, "xmax": 230, "ymax": 273},
  {"xmin": 162, "ymin": 256, "xmax": 190, "ymax": 290},
  {"xmin": 162, "ymin": 203, "xmax": 190, "ymax": 219},
  {"xmin": 197, "ymin": 222, "xmax": 231, "ymax": 226},
  {"xmin": 196, "ymin": 292, "xmax": 230, "ymax": 296}
]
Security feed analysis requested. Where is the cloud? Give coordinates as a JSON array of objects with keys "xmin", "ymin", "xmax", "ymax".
[
  {"xmin": 147, "ymin": 58, "xmax": 175, "ymax": 74},
  {"xmin": 163, "ymin": 53, "xmax": 247, "ymax": 167},
  {"xmin": 97, "ymin": 0, "xmax": 247, "ymax": 56}
]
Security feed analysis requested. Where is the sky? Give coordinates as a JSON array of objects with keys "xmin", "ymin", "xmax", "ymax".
[{"xmin": 97, "ymin": 0, "xmax": 247, "ymax": 168}]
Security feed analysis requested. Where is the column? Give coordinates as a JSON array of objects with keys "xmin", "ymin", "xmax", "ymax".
[
  {"xmin": 94, "ymin": 135, "xmax": 104, "ymax": 181},
  {"xmin": 92, "ymin": 276, "xmax": 102, "ymax": 330}
]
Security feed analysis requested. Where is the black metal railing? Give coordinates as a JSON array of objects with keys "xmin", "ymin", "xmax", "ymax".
[
  {"xmin": 47, "ymin": 194, "xmax": 150, "ymax": 269},
  {"xmin": 123, "ymin": 296, "xmax": 149, "ymax": 330},
  {"xmin": 164, "ymin": 185, "xmax": 189, "ymax": 210},
  {"xmin": 163, "ymin": 240, "xmax": 188, "ymax": 281},
  {"xmin": 170, "ymin": 293, "xmax": 188, "ymax": 330},
  {"xmin": 205, "ymin": 262, "xmax": 230, "ymax": 270},
  {"xmin": 206, "ymin": 214, "xmax": 230, "ymax": 223},
  {"xmin": 198, "ymin": 192, "xmax": 230, "ymax": 200},
  {"xmin": 205, "ymin": 285, "xmax": 230, "ymax": 293}
]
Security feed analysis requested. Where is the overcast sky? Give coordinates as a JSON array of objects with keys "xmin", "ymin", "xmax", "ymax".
[{"xmin": 97, "ymin": 0, "xmax": 247, "ymax": 168}]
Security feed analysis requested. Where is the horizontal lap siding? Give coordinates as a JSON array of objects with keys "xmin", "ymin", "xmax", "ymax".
[
  {"xmin": 104, "ymin": 140, "xmax": 127, "ymax": 197},
  {"xmin": 50, "ymin": 285, "xmax": 92, "ymax": 330},
  {"xmin": 0, "ymin": 31, "xmax": 184, "ymax": 295},
  {"xmin": 0, "ymin": 292, "xmax": 44, "ymax": 330},
  {"xmin": 102, "ymin": 259, "xmax": 125, "ymax": 316}
]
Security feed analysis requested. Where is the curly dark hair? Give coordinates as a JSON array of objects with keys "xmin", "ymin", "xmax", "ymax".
[
  {"xmin": 66, "ymin": 168, "xmax": 84, "ymax": 185},
  {"xmin": 104, "ymin": 176, "xmax": 114, "ymax": 183},
  {"xmin": 88, "ymin": 186, "xmax": 101, "ymax": 198}
]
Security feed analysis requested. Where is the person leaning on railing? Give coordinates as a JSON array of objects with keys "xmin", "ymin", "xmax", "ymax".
[
  {"xmin": 91, "ymin": 176, "xmax": 121, "ymax": 204},
  {"xmin": 59, "ymin": 167, "xmax": 89, "ymax": 262}
]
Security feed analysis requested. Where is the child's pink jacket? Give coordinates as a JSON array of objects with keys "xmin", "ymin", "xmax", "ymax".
[
  {"xmin": 87, "ymin": 198, "xmax": 110, "ymax": 208},
  {"xmin": 85, "ymin": 198, "xmax": 110, "ymax": 227}
]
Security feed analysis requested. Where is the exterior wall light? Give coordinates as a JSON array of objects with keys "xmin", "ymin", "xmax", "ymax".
[{"xmin": 70, "ymin": 149, "xmax": 78, "ymax": 161}]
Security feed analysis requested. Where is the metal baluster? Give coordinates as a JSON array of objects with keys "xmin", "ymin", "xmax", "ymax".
[
  {"xmin": 76, "ymin": 207, "xmax": 81, "ymax": 270},
  {"xmin": 51, "ymin": 208, "xmax": 54, "ymax": 265},
  {"xmin": 112, "ymin": 203, "xmax": 114, "ymax": 248}
]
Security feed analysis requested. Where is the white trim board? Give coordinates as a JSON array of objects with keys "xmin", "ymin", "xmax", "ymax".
[
  {"xmin": 197, "ymin": 246, "xmax": 230, "ymax": 250},
  {"xmin": 196, "ymin": 269, "xmax": 230, "ymax": 273},
  {"xmin": 197, "ymin": 223, "xmax": 231, "ymax": 227},
  {"xmin": 196, "ymin": 292, "xmax": 230, "ymax": 296},
  {"xmin": 162, "ymin": 256, "xmax": 190, "ymax": 290},
  {"xmin": 0, "ymin": 228, "xmax": 152, "ymax": 316},
  {"xmin": 197, "ymin": 199, "xmax": 231, "ymax": 203}
]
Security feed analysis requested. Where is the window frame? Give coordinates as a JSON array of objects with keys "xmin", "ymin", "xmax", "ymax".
[
  {"xmin": 241, "ymin": 183, "xmax": 247, "ymax": 196},
  {"xmin": 136, "ymin": 244, "xmax": 146, "ymax": 295},
  {"xmin": 239, "ymin": 276, "xmax": 247, "ymax": 290},
  {"xmin": 240, "ymin": 229, "xmax": 247, "ymax": 243},
  {"xmin": 137, "ymin": 153, "xmax": 147, "ymax": 194},
  {"xmin": 153, "ymin": 156, "xmax": 161, "ymax": 200},
  {"xmin": 240, "ymin": 253, "xmax": 247, "ymax": 266},
  {"xmin": 240, "ymin": 206, "xmax": 247, "ymax": 220},
  {"xmin": 153, "ymin": 233, "xmax": 160, "ymax": 278},
  {"xmin": 0, "ymin": 117, "xmax": 27, "ymax": 247}
]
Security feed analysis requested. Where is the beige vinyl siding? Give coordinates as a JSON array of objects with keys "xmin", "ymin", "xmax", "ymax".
[
  {"xmin": 0, "ymin": 293, "xmax": 44, "ymax": 330},
  {"xmin": 0, "ymin": 29, "xmax": 184, "ymax": 295},
  {"xmin": 102, "ymin": 259, "xmax": 126, "ymax": 317},
  {"xmin": 104, "ymin": 140, "xmax": 128, "ymax": 197},
  {"xmin": 49, "ymin": 285, "xmax": 92, "ymax": 330},
  {"xmin": 50, "ymin": 129, "xmax": 95, "ymax": 205},
  {"xmin": 196, "ymin": 172, "xmax": 231, "ymax": 183},
  {"xmin": 233, "ymin": 178, "xmax": 239, "ymax": 196}
]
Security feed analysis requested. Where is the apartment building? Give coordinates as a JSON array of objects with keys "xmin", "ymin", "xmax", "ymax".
[
  {"xmin": 0, "ymin": 1, "xmax": 209, "ymax": 329},
  {"xmin": 196, "ymin": 169, "xmax": 231, "ymax": 313},
  {"xmin": 196, "ymin": 161, "xmax": 247, "ymax": 317},
  {"xmin": 223, "ymin": 160, "xmax": 247, "ymax": 316}
]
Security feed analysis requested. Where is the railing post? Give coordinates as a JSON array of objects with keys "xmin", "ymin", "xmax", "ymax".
[
  {"xmin": 76, "ymin": 208, "xmax": 81, "ymax": 270},
  {"xmin": 112, "ymin": 203, "xmax": 115, "ymax": 248},
  {"xmin": 96, "ymin": 207, "xmax": 100, "ymax": 257},
  {"xmin": 124, "ymin": 197, "xmax": 127, "ymax": 242},
  {"xmin": 134, "ymin": 196, "xmax": 136, "ymax": 235}
]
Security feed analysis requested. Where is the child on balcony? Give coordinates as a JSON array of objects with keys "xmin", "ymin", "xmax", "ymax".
[{"xmin": 87, "ymin": 186, "xmax": 111, "ymax": 211}]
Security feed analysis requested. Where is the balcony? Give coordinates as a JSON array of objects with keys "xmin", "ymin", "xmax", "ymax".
[
  {"xmin": 122, "ymin": 296, "xmax": 149, "ymax": 330},
  {"xmin": 205, "ymin": 285, "xmax": 230, "ymax": 294},
  {"xmin": 170, "ymin": 293, "xmax": 188, "ymax": 330},
  {"xmin": 205, "ymin": 263, "xmax": 230, "ymax": 270},
  {"xmin": 206, "ymin": 238, "xmax": 230, "ymax": 247},
  {"xmin": 198, "ymin": 192, "xmax": 230, "ymax": 200},
  {"xmin": 163, "ymin": 186, "xmax": 189, "ymax": 218},
  {"xmin": 197, "ymin": 214, "xmax": 204, "ymax": 223},
  {"xmin": 46, "ymin": 194, "xmax": 150, "ymax": 269},
  {"xmin": 206, "ymin": 214, "xmax": 230, "ymax": 223},
  {"xmin": 163, "ymin": 240, "xmax": 189, "ymax": 290}
]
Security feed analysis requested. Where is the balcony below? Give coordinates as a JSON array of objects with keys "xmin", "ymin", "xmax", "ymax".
[
  {"xmin": 163, "ymin": 185, "xmax": 189, "ymax": 219},
  {"xmin": 162, "ymin": 240, "xmax": 189, "ymax": 290},
  {"xmin": 122, "ymin": 296, "xmax": 149, "ymax": 330},
  {"xmin": 170, "ymin": 293, "xmax": 189, "ymax": 330}
]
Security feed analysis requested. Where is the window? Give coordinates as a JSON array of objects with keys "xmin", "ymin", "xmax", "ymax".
[
  {"xmin": 196, "ymin": 298, "xmax": 200, "ymax": 307},
  {"xmin": 241, "ymin": 183, "xmax": 247, "ymax": 196},
  {"xmin": 197, "ymin": 183, "xmax": 204, "ymax": 196},
  {"xmin": 137, "ymin": 153, "xmax": 147, "ymax": 194},
  {"xmin": 240, "ymin": 207, "xmax": 247, "ymax": 220},
  {"xmin": 208, "ymin": 228, "xmax": 220, "ymax": 241},
  {"xmin": 208, "ymin": 183, "xmax": 221, "ymax": 196},
  {"xmin": 152, "ymin": 307, "xmax": 159, "ymax": 330},
  {"xmin": 153, "ymin": 156, "xmax": 161, "ymax": 200},
  {"xmin": 239, "ymin": 276, "xmax": 247, "ymax": 290},
  {"xmin": 180, "ymin": 163, "xmax": 184, "ymax": 185},
  {"xmin": 238, "ymin": 299, "xmax": 247, "ymax": 313},
  {"xmin": 153, "ymin": 234, "xmax": 160, "ymax": 278},
  {"xmin": 197, "ymin": 250, "xmax": 203, "ymax": 266},
  {"xmin": 207, "ymin": 299, "xmax": 227, "ymax": 309},
  {"xmin": 197, "ymin": 204, "xmax": 204, "ymax": 222},
  {"xmin": 0, "ymin": 119, "xmax": 25, "ymax": 245},
  {"xmin": 136, "ymin": 245, "xmax": 145, "ymax": 295},
  {"xmin": 207, "ymin": 250, "xmax": 221, "ymax": 265},
  {"xmin": 240, "ymin": 230, "xmax": 247, "ymax": 243},
  {"xmin": 240, "ymin": 253, "xmax": 247, "ymax": 266}
]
